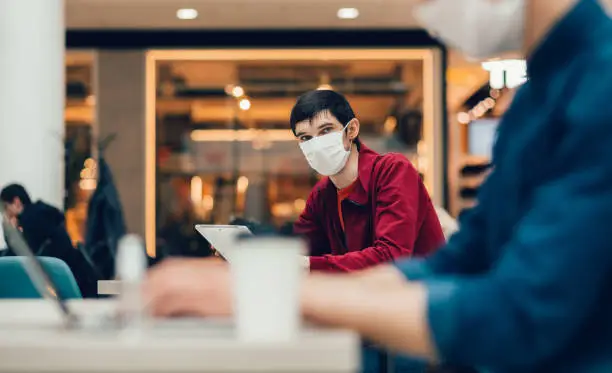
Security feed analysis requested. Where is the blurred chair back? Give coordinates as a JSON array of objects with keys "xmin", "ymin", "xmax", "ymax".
[
  {"xmin": 435, "ymin": 207, "xmax": 459, "ymax": 241},
  {"xmin": 0, "ymin": 257, "xmax": 82, "ymax": 299}
]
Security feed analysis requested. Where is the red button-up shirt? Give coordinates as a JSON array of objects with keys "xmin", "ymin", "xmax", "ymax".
[{"xmin": 294, "ymin": 143, "xmax": 445, "ymax": 272}]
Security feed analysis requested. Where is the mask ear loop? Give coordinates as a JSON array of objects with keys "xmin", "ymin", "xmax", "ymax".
[{"xmin": 344, "ymin": 119, "xmax": 355, "ymax": 148}]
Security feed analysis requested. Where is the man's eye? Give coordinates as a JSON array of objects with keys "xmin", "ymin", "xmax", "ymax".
[
  {"xmin": 300, "ymin": 136, "xmax": 312, "ymax": 142},
  {"xmin": 320, "ymin": 128, "xmax": 332, "ymax": 134}
]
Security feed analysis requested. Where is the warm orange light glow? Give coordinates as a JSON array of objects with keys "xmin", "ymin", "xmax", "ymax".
[
  {"xmin": 383, "ymin": 116, "xmax": 397, "ymax": 134},
  {"xmin": 190, "ymin": 129, "xmax": 295, "ymax": 142},
  {"xmin": 79, "ymin": 179, "xmax": 97, "ymax": 191},
  {"xmin": 294, "ymin": 199, "xmax": 306, "ymax": 212},
  {"xmin": 239, "ymin": 98, "xmax": 251, "ymax": 111},
  {"xmin": 145, "ymin": 52, "xmax": 157, "ymax": 257},
  {"xmin": 202, "ymin": 195, "xmax": 214, "ymax": 211},
  {"xmin": 190, "ymin": 176, "xmax": 203, "ymax": 203},
  {"xmin": 232, "ymin": 86, "xmax": 245, "ymax": 98},
  {"xmin": 237, "ymin": 176, "xmax": 249, "ymax": 194},
  {"xmin": 457, "ymin": 112, "xmax": 471, "ymax": 124}
]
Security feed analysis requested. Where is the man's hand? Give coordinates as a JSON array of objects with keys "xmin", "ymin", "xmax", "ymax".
[
  {"xmin": 302, "ymin": 268, "xmax": 436, "ymax": 361},
  {"xmin": 144, "ymin": 258, "xmax": 232, "ymax": 318},
  {"xmin": 353, "ymin": 264, "xmax": 408, "ymax": 289}
]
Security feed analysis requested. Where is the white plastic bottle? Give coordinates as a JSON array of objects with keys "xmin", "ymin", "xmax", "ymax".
[{"xmin": 116, "ymin": 234, "xmax": 147, "ymax": 341}]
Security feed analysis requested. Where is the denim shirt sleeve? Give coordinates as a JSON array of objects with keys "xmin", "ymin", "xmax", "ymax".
[{"xmin": 416, "ymin": 90, "xmax": 612, "ymax": 369}]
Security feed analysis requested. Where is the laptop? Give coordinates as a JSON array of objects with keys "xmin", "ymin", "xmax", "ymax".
[
  {"xmin": 194, "ymin": 224, "xmax": 253, "ymax": 261},
  {"xmin": 6, "ymin": 220, "xmax": 232, "ymax": 333}
]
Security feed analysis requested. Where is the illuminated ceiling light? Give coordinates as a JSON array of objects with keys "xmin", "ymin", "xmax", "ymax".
[
  {"xmin": 488, "ymin": 69, "xmax": 506, "ymax": 90},
  {"xmin": 317, "ymin": 84, "xmax": 333, "ymax": 90},
  {"xmin": 482, "ymin": 59, "xmax": 527, "ymax": 89},
  {"xmin": 231, "ymin": 86, "xmax": 245, "ymax": 98},
  {"xmin": 476, "ymin": 102, "xmax": 488, "ymax": 112},
  {"xmin": 177, "ymin": 8, "xmax": 198, "ymax": 20},
  {"xmin": 190, "ymin": 176, "xmax": 203, "ymax": 204},
  {"xmin": 202, "ymin": 195, "xmax": 214, "ymax": 211},
  {"xmin": 337, "ymin": 8, "xmax": 359, "ymax": 19},
  {"xmin": 473, "ymin": 106, "xmax": 486, "ymax": 118},
  {"xmin": 457, "ymin": 112, "xmax": 471, "ymax": 124},
  {"xmin": 84, "ymin": 158, "xmax": 96, "ymax": 169},
  {"xmin": 239, "ymin": 98, "xmax": 251, "ymax": 111},
  {"xmin": 236, "ymin": 176, "xmax": 249, "ymax": 194},
  {"xmin": 79, "ymin": 179, "xmax": 97, "ymax": 191},
  {"xmin": 484, "ymin": 98, "xmax": 496, "ymax": 109}
]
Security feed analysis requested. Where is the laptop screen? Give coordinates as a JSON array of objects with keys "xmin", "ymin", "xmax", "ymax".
[{"xmin": 1, "ymin": 215, "xmax": 73, "ymax": 322}]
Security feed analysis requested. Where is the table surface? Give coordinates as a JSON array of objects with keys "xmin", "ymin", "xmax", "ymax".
[
  {"xmin": 0, "ymin": 299, "xmax": 359, "ymax": 372},
  {"xmin": 98, "ymin": 280, "xmax": 121, "ymax": 295}
]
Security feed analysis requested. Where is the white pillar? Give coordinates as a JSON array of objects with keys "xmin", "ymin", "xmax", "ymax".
[{"xmin": 0, "ymin": 0, "xmax": 65, "ymax": 208}]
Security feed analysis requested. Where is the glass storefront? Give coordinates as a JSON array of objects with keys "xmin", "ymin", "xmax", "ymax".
[{"xmin": 148, "ymin": 49, "xmax": 444, "ymax": 257}]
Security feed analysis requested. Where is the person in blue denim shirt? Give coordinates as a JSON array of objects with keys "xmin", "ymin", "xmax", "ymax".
[{"xmin": 145, "ymin": 0, "xmax": 612, "ymax": 372}]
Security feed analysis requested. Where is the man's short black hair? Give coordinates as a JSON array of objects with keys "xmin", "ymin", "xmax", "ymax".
[
  {"xmin": 0, "ymin": 184, "xmax": 32, "ymax": 206},
  {"xmin": 290, "ymin": 90, "xmax": 356, "ymax": 135}
]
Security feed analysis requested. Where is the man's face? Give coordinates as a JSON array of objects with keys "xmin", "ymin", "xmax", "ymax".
[
  {"xmin": 294, "ymin": 110, "xmax": 359, "ymax": 150},
  {"xmin": 2, "ymin": 198, "xmax": 23, "ymax": 219}
]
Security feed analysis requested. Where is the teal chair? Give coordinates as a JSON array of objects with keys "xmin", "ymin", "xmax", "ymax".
[{"xmin": 0, "ymin": 257, "xmax": 82, "ymax": 299}]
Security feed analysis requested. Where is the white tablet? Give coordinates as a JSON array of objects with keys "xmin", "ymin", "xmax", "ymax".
[{"xmin": 194, "ymin": 224, "xmax": 253, "ymax": 261}]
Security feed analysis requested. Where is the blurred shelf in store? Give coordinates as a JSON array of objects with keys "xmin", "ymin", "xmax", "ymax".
[{"xmin": 450, "ymin": 83, "xmax": 516, "ymax": 217}]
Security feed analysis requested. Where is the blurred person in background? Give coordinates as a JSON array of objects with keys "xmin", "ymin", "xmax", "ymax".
[
  {"xmin": 1, "ymin": 184, "xmax": 97, "ymax": 296},
  {"xmin": 145, "ymin": 0, "xmax": 612, "ymax": 371},
  {"xmin": 291, "ymin": 89, "xmax": 445, "ymax": 272}
]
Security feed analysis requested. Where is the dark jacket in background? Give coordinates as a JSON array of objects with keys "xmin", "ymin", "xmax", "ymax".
[
  {"xmin": 84, "ymin": 156, "xmax": 127, "ymax": 280},
  {"xmin": 17, "ymin": 201, "xmax": 98, "ymax": 297}
]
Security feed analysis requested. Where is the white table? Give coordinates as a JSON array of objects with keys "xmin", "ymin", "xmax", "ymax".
[
  {"xmin": 0, "ymin": 300, "xmax": 359, "ymax": 372},
  {"xmin": 97, "ymin": 280, "xmax": 121, "ymax": 295}
]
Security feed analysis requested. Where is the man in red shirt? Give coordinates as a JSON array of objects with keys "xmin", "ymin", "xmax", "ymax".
[{"xmin": 291, "ymin": 90, "xmax": 444, "ymax": 271}]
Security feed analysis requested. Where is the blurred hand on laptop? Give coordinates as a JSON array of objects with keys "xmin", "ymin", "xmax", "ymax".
[{"xmin": 144, "ymin": 258, "xmax": 232, "ymax": 318}]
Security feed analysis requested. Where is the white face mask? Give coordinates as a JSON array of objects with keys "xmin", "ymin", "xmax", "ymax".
[
  {"xmin": 414, "ymin": 0, "xmax": 525, "ymax": 60},
  {"xmin": 299, "ymin": 123, "xmax": 352, "ymax": 176}
]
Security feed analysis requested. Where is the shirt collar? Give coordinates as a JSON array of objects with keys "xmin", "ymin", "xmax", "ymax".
[
  {"xmin": 527, "ymin": 0, "xmax": 610, "ymax": 82},
  {"xmin": 324, "ymin": 142, "xmax": 380, "ymax": 206}
]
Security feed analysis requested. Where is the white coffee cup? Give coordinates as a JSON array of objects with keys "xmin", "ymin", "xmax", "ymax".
[{"xmin": 230, "ymin": 235, "xmax": 305, "ymax": 343}]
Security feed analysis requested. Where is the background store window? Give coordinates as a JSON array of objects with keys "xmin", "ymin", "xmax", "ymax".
[{"xmin": 154, "ymin": 58, "xmax": 431, "ymax": 255}]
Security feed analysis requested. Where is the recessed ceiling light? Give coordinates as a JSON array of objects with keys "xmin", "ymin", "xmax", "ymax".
[
  {"xmin": 239, "ymin": 98, "xmax": 251, "ymax": 111},
  {"xmin": 337, "ymin": 8, "xmax": 359, "ymax": 20},
  {"xmin": 177, "ymin": 8, "xmax": 198, "ymax": 20},
  {"xmin": 231, "ymin": 86, "xmax": 245, "ymax": 98}
]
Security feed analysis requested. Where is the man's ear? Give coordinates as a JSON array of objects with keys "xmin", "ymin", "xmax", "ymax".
[{"xmin": 348, "ymin": 119, "xmax": 360, "ymax": 141}]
